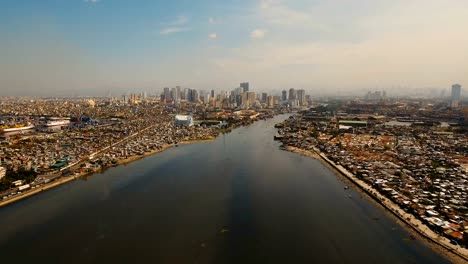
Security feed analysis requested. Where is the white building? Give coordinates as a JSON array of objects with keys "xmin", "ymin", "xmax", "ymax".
[
  {"xmin": 0, "ymin": 166, "xmax": 6, "ymax": 180},
  {"xmin": 175, "ymin": 115, "xmax": 194, "ymax": 126}
]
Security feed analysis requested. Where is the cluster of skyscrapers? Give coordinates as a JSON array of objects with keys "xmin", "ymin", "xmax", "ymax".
[{"xmin": 159, "ymin": 82, "xmax": 310, "ymax": 109}]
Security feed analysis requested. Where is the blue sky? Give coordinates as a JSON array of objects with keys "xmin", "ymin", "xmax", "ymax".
[{"xmin": 1, "ymin": 0, "xmax": 467, "ymax": 96}]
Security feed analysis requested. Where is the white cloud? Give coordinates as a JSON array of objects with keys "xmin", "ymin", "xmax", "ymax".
[
  {"xmin": 84, "ymin": 0, "xmax": 99, "ymax": 3},
  {"xmin": 250, "ymin": 29, "xmax": 267, "ymax": 39},
  {"xmin": 160, "ymin": 27, "xmax": 190, "ymax": 35},
  {"xmin": 209, "ymin": 1, "xmax": 468, "ymax": 91},
  {"xmin": 160, "ymin": 16, "xmax": 190, "ymax": 35},
  {"xmin": 209, "ymin": 33, "xmax": 217, "ymax": 39},
  {"xmin": 169, "ymin": 16, "xmax": 188, "ymax": 26},
  {"xmin": 208, "ymin": 17, "xmax": 215, "ymax": 24}
]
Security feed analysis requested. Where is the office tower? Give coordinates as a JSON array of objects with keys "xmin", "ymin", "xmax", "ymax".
[
  {"xmin": 246, "ymin": 92, "xmax": 256, "ymax": 107},
  {"xmin": 170, "ymin": 87, "xmax": 179, "ymax": 101},
  {"xmin": 163, "ymin": 87, "xmax": 170, "ymax": 100},
  {"xmin": 235, "ymin": 94, "xmax": 243, "ymax": 107},
  {"xmin": 267, "ymin": 95, "xmax": 275, "ymax": 108},
  {"xmin": 289, "ymin": 88, "xmax": 296, "ymax": 101},
  {"xmin": 451, "ymin": 84, "xmax": 461, "ymax": 108},
  {"xmin": 176, "ymin": 86, "xmax": 181, "ymax": 100},
  {"xmin": 211, "ymin": 89, "xmax": 215, "ymax": 98},
  {"xmin": 297, "ymin": 89, "xmax": 305, "ymax": 106},
  {"xmin": 282, "ymin": 90, "xmax": 287, "ymax": 101},
  {"xmin": 240, "ymin": 82, "xmax": 249, "ymax": 93},
  {"xmin": 261, "ymin": 93, "xmax": 268, "ymax": 103},
  {"xmin": 191, "ymin": 89, "xmax": 199, "ymax": 102}
]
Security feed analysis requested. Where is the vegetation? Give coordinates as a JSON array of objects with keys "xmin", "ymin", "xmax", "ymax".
[{"xmin": 0, "ymin": 168, "xmax": 37, "ymax": 192}]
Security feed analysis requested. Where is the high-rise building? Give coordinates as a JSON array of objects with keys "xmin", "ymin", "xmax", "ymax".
[
  {"xmin": 267, "ymin": 95, "xmax": 275, "ymax": 108},
  {"xmin": 176, "ymin": 86, "xmax": 181, "ymax": 100},
  {"xmin": 240, "ymin": 82, "xmax": 249, "ymax": 92},
  {"xmin": 191, "ymin": 89, "xmax": 199, "ymax": 102},
  {"xmin": 163, "ymin": 87, "xmax": 170, "ymax": 100},
  {"xmin": 261, "ymin": 93, "xmax": 268, "ymax": 103},
  {"xmin": 297, "ymin": 89, "xmax": 305, "ymax": 106},
  {"xmin": 170, "ymin": 87, "xmax": 179, "ymax": 101},
  {"xmin": 211, "ymin": 89, "xmax": 215, "ymax": 98},
  {"xmin": 289, "ymin": 88, "xmax": 296, "ymax": 101},
  {"xmin": 282, "ymin": 90, "xmax": 287, "ymax": 101},
  {"xmin": 451, "ymin": 84, "xmax": 461, "ymax": 108}
]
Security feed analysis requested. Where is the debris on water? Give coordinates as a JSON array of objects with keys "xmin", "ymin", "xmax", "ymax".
[
  {"xmin": 220, "ymin": 228, "xmax": 229, "ymax": 234},
  {"xmin": 344, "ymin": 186, "xmax": 349, "ymax": 190}
]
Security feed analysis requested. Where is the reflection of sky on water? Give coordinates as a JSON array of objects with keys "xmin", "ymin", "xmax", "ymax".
[{"xmin": 0, "ymin": 115, "xmax": 451, "ymax": 263}]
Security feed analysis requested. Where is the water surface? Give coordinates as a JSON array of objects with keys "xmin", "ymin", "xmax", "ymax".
[{"xmin": 0, "ymin": 115, "xmax": 449, "ymax": 263}]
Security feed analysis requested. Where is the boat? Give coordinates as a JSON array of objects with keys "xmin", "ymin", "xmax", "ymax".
[
  {"xmin": 274, "ymin": 134, "xmax": 284, "ymax": 140},
  {"xmin": 44, "ymin": 119, "xmax": 70, "ymax": 127},
  {"xmin": 0, "ymin": 124, "xmax": 35, "ymax": 133}
]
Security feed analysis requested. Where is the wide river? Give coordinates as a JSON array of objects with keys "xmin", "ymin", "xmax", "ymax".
[{"xmin": 0, "ymin": 115, "xmax": 450, "ymax": 263}]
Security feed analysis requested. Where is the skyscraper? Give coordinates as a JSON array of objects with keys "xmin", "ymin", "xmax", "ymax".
[
  {"xmin": 297, "ymin": 89, "xmax": 305, "ymax": 106},
  {"xmin": 240, "ymin": 82, "xmax": 249, "ymax": 92},
  {"xmin": 261, "ymin": 93, "xmax": 268, "ymax": 103},
  {"xmin": 163, "ymin": 87, "xmax": 170, "ymax": 101},
  {"xmin": 267, "ymin": 95, "xmax": 275, "ymax": 108},
  {"xmin": 282, "ymin": 90, "xmax": 287, "ymax": 101},
  {"xmin": 289, "ymin": 88, "xmax": 296, "ymax": 101},
  {"xmin": 451, "ymin": 84, "xmax": 461, "ymax": 108}
]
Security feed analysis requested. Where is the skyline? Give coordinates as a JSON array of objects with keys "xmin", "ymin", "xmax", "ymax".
[{"xmin": 1, "ymin": 0, "xmax": 468, "ymax": 96}]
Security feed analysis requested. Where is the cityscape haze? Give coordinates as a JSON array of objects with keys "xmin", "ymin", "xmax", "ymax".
[
  {"xmin": 1, "ymin": 1, "xmax": 468, "ymax": 264},
  {"xmin": 1, "ymin": 0, "xmax": 468, "ymax": 96}
]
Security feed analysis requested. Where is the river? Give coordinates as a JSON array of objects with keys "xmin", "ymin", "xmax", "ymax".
[{"xmin": 0, "ymin": 115, "xmax": 449, "ymax": 263}]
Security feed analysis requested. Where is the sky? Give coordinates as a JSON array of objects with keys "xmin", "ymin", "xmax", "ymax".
[{"xmin": 0, "ymin": 0, "xmax": 467, "ymax": 96}]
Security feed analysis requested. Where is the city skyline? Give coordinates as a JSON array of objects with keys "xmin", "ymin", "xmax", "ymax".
[{"xmin": 1, "ymin": 0, "xmax": 468, "ymax": 96}]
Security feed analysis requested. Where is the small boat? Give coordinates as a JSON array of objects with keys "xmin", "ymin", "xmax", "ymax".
[{"xmin": 273, "ymin": 134, "xmax": 284, "ymax": 140}]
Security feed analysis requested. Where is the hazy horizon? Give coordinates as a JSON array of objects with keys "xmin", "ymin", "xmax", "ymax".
[{"xmin": 1, "ymin": 0, "xmax": 467, "ymax": 96}]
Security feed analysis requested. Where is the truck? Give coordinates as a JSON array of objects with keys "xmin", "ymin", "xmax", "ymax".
[{"xmin": 18, "ymin": 184, "xmax": 30, "ymax": 191}]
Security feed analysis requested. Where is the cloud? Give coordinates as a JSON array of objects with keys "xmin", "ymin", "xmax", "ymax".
[
  {"xmin": 250, "ymin": 29, "xmax": 267, "ymax": 39},
  {"xmin": 160, "ymin": 27, "xmax": 190, "ymax": 35},
  {"xmin": 208, "ymin": 17, "xmax": 216, "ymax": 24},
  {"xmin": 84, "ymin": 0, "xmax": 99, "ymax": 3},
  {"xmin": 169, "ymin": 16, "xmax": 188, "ymax": 26},
  {"xmin": 209, "ymin": 33, "xmax": 217, "ymax": 39}
]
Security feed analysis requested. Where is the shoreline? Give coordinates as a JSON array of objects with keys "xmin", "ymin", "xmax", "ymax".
[
  {"xmin": 285, "ymin": 145, "xmax": 468, "ymax": 263},
  {"xmin": 0, "ymin": 137, "xmax": 216, "ymax": 208}
]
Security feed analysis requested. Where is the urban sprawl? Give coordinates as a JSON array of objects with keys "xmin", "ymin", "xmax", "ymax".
[{"xmin": 0, "ymin": 83, "xmax": 467, "ymax": 255}]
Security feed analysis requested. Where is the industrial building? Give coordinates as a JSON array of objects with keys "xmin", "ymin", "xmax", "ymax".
[{"xmin": 174, "ymin": 115, "xmax": 194, "ymax": 126}]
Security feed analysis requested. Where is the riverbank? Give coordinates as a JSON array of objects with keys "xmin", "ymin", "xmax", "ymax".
[
  {"xmin": 0, "ymin": 137, "xmax": 216, "ymax": 208},
  {"xmin": 284, "ymin": 145, "xmax": 468, "ymax": 263}
]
